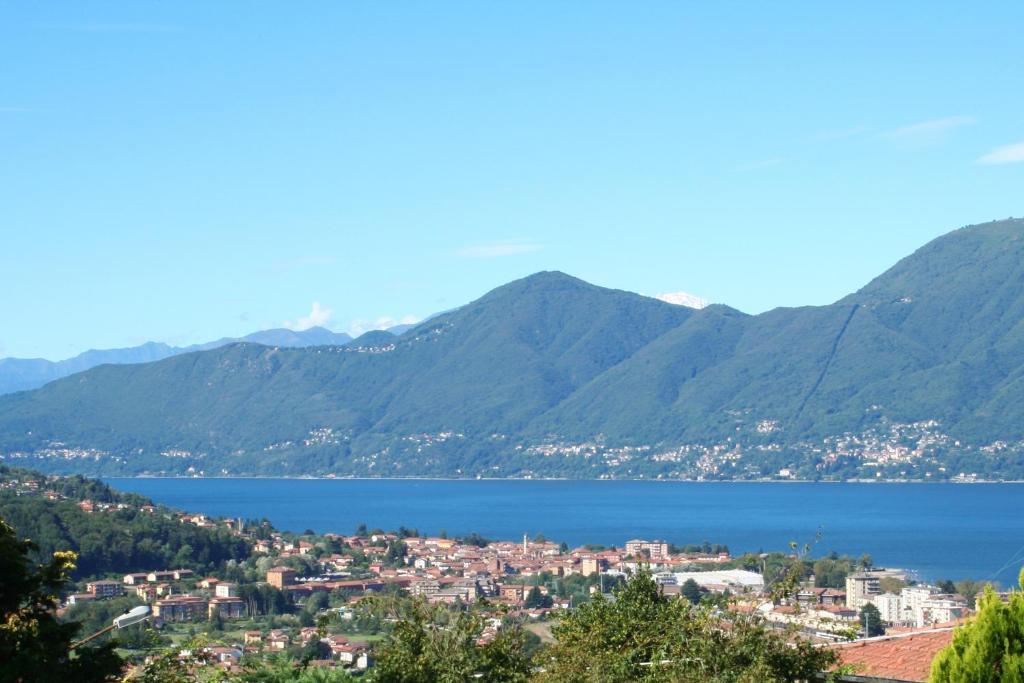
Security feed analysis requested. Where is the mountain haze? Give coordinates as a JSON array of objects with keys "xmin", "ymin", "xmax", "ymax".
[
  {"xmin": 0, "ymin": 326, "xmax": 355, "ymax": 395},
  {"xmin": 2, "ymin": 219, "xmax": 1024, "ymax": 481}
]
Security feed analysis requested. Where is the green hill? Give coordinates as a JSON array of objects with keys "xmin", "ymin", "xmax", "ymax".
[{"xmin": 2, "ymin": 220, "xmax": 1024, "ymax": 480}]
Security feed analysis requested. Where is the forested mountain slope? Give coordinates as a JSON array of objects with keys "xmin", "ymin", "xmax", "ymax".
[{"xmin": 2, "ymin": 219, "xmax": 1024, "ymax": 480}]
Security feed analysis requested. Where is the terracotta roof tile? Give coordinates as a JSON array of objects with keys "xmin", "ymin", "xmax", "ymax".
[{"xmin": 830, "ymin": 628, "xmax": 954, "ymax": 682}]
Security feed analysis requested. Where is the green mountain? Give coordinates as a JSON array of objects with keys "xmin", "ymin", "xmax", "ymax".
[
  {"xmin": 0, "ymin": 326, "xmax": 353, "ymax": 395},
  {"xmin": 2, "ymin": 219, "xmax": 1024, "ymax": 480}
]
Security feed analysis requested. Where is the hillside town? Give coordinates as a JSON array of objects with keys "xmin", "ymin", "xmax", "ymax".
[{"xmin": 4, "ymin": 467, "xmax": 1014, "ymax": 682}]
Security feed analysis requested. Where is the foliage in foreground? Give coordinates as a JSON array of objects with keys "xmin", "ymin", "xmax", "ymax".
[
  {"xmin": 370, "ymin": 600, "xmax": 532, "ymax": 683},
  {"xmin": 535, "ymin": 572, "xmax": 836, "ymax": 683},
  {"xmin": 929, "ymin": 568, "xmax": 1024, "ymax": 682},
  {"xmin": 0, "ymin": 518, "xmax": 122, "ymax": 682}
]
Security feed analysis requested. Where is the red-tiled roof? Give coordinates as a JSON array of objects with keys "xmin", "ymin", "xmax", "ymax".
[{"xmin": 831, "ymin": 628, "xmax": 954, "ymax": 682}]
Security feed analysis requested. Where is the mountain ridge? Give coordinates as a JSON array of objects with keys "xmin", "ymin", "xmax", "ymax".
[
  {"xmin": 2, "ymin": 218, "xmax": 1024, "ymax": 481},
  {"xmin": 0, "ymin": 326, "xmax": 358, "ymax": 395}
]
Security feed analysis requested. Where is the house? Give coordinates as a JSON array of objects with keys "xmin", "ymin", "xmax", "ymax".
[
  {"xmin": 580, "ymin": 557, "xmax": 604, "ymax": 576},
  {"xmin": 205, "ymin": 646, "xmax": 242, "ymax": 667},
  {"xmin": 428, "ymin": 585, "xmax": 476, "ymax": 605},
  {"xmin": 409, "ymin": 578, "xmax": 441, "ymax": 597},
  {"xmin": 135, "ymin": 584, "xmax": 158, "ymax": 601},
  {"xmin": 266, "ymin": 566, "xmax": 296, "ymax": 588},
  {"xmin": 153, "ymin": 595, "xmax": 208, "ymax": 622},
  {"xmin": 499, "ymin": 584, "xmax": 527, "ymax": 602},
  {"xmin": 208, "ymin": 597, "xmax": 246, "ymax": 620},
  {"xmin": 67, "ymin": 593, "xmax": 95, "ymax": 605},
  {"xmin": 243, "ymin": 631, "xmax": 262, "ymax": 645},
  {"xmin": 123, "ymin": 573, "xmax": 149, "ymax": 585},
  {"xmin": 266, "ymin": 630, "xmax": 291, "ymax": 650},
  {"xmin": 86, "ymin": 580, "xmax": 123, "ymax": 598},
  {"xmin": 215, "ymin": 582, "xmax": 238, "ymax": 598},
  {"xmin": 333, "ymin": 642, "xmax": 368, "ymax": 665}
]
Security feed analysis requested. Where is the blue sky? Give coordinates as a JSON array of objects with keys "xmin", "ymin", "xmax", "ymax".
[{"xmin": 2, "ymin": 2, "xmax": 1023, "ymax": 360}]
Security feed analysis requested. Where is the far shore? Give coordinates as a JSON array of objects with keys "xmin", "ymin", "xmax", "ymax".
[{"xmin": 100, "ymin": 474, "xmax": 1024, "ymax": 484}]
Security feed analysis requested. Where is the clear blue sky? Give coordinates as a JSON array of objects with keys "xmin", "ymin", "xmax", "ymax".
[{"xmin": 2, "ymin": 2, "xmax": 1022, "ymax": 360}]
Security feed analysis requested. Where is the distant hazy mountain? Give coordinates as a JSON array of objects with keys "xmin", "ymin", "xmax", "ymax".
[
  {"xmin": 0, "ymin": 326, "xmax": 353, "ymax": 395},
  {"xmin": 4, "ymin": 219, "xmax": 1024, "ymax": 481},
  {"xmin": 186, "ymin": 327, "xmax": 352, "ymax": 353}
]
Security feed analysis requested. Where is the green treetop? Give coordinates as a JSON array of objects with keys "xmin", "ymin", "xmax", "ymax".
[
  {"xmin": 536, "ymin": 571, "xmax": 835, "ymax": 682},
  {"xmin": 929, "ymin": 568, "xmax": 1024, "ymax": 682},
  {"xmin": 0, "ymin": 518, "xmax": 123, "ymax": 682}
]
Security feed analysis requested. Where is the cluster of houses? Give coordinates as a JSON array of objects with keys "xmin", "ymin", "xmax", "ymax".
[
  {"xmin": 66, "ymin": 568, "xmax": 248, "ymax": 623},
  {"xmin": 846, "ymin": 570, "xmax": 968, "ymax": 628},
  {"xmin": 258, "ymin": 535, "xmax": 733, "ymax": 617}
]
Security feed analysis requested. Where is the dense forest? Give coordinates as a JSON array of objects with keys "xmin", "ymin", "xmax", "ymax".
[{"xmin": 0, "ymin": 465, "xmax": 250, "ymax": 578}]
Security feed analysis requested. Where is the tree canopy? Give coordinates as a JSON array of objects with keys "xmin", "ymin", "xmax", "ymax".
[
  {"xmin": 929, "ymin": 569, "xmax": 1024, "ymax": 682},
  {"xmin": 536, "ymin": 571, "xmax": 835, "ymax": 682},
  {"xmin": 371, "ymin": 600, "xmax": 532, "ymax": 683},
  {"xmin": 0, "ymin": 518, "xmax": 123, "ymax": 682}
]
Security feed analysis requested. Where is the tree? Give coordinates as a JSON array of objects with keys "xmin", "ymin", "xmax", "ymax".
[
  {"xmin": 860, "ymin": 603, "xmax": 885, "ymax": 637},
  {"xmin": 929, "ymin": 569, "xmax": 1024, "ymax": 682},
  {"xmin": 524, "ymin": 586, "xmax": 553, "ymax": 609},
  {"xmin": 0, "ymin": 518, "xmax": 124, "ymax": 683},
  {"xmin": 954, "ymin": 579, "xmax": 986, "ymax": 608},
  {"xmin": 537, "ymin": 571, "xmax": 836, "ymax": 682},
  {"xmin": 879, "ymin": 576, "xmax": 906, "ymax": 595},
  {"xmin": 384, "ymin": 540, "xmax": 407, "ymax": 566},
  {"xmin": 372, "ymin": 600, "xmax": 531, "ymax": 682},
  {"xmin": 681, "ymin": 578, "xmax": 703, "ymax": 605}
]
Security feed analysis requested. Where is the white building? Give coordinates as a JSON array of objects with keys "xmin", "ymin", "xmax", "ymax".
[
  {"xmin": 674, "ymin": 570, "xmax": 764, "ymax": 592},
  {"xmin": 869, "ymin": 592, "xmax": 903, "ymax": 624},
  {"xmin": 866, "ymin": 584, "xmax": 967, "ymax": 628},
  {"xmin": 653, "ymin": 571, "xmax": 677, "ymax": 586},
  {"xmin": 919, "ymin": 596, "xmax": 966, "ymax": 627},
  {"xmin": 900, "ymin": 585, "xmax": 940, "ymax": 625}
]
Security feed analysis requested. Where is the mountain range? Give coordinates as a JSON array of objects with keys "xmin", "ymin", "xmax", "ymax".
[
  {"xmin": 2, "ymin": 218, "xmax": 1024, "ymax": 481},
  {"xmin": 0, "ymin": 326, "xmax": 420, "ymax": 395}
]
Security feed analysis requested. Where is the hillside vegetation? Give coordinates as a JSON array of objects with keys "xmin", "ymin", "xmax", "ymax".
[{"xmin": 2, "ymin": 219, "xmax": 1024, "ymax": 480}]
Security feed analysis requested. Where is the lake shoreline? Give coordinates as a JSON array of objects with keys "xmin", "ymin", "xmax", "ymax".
[
  {"xmin": 109, "ymin": 474, "xmax": 1024, "ymax": 484},
  {"xmin": 102, "ymin": 477, "xmax": 1024, "ymax": 586}
]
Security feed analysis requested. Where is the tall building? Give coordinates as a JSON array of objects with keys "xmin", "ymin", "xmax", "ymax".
[
  {"xmin": 625, "ymin": 539, "xmax": 670, "ymax": 559},
  {"xmin": 845, "ymin": 572, "xmax": 881, "ymax": 608},
  {"xmin": 266, "ymin": 566, "xmax": 296, "ymax": 588}
]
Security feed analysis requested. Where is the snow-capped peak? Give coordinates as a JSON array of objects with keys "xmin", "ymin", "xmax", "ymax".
[{"xmin": 654, "ymin": 291, "xmax": 709, "ymax": 309}]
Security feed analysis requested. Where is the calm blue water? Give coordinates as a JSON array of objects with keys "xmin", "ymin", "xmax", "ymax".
[{"xmin": 106, "ymin": 479, "xmax": 1024, "ymax": 587}]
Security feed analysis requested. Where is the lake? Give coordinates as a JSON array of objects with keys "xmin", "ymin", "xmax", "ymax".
[{"xmin": 106, "ymin": 478, "xmax": 1024, "ymax": 587}]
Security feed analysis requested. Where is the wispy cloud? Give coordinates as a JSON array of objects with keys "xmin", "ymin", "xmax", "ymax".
[
  {"xmin": 284, "ymin": 302, "xmax": 332, "ymax": 331},
  {"xmin": 888, "ymin": 115, "xmax": 975, "ymax": 140},
  {"xmin": 977, "ymin": 141, "xmax": 1024, "ymax": 165},
  {"xmin": 455, "ymin": 240, "xmax": 542, "ymax": 259},
  {"xmin": 736, "ymin": 158, "xmax": 785, "ymax": 171},
  {"xmin": 347, "ymin": 315, "xmax": 421, "ymax": 336}
]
